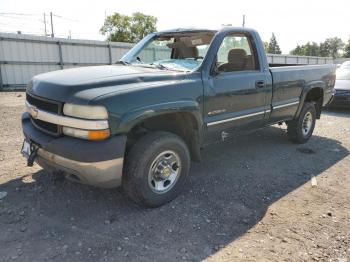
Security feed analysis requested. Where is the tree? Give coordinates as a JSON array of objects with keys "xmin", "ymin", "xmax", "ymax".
[
  {"xmin": 342, "ymin": 38, "xmax": 350, "ymax": 58},
  {"xmin": 100, "ymin": 12, "xmax": 157, "ymax": 43},
  {"xmin": 322, "ymin": 37, "xmax": 344, "ymax": 58},
  {"xmin": 304, "ymin": 42, "xmax": 320, "ymax": 56},
  {"xmin": 290, "ymin": 43, "xmax": 320, "ymax": 56},
  {"xmin": 290, "ymin": 44, "xmax": 303, "ymax": 56},
  {"xmin": 267, "ymin": 33, "xmax": 282, "ymax": 54},
  {"xmin": 319, "ymin": 41, "xmax": 330, "ymax": 57},
  {"xmin": 263, "ymin": 41, "xmax": 269, "ymax": 52},
  {"xmin": 290, "ymin": 37, "xmax": 346, "ymax": 58}
]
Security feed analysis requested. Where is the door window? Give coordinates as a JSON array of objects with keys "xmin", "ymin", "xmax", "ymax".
[{"xmin": 216, "ymin": 34, "xmax": 259, "ymax": 73}]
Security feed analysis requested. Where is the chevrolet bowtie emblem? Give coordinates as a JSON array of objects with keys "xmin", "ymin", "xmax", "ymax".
[{"xmin": 29, "ymin": 105, "xmax": 39, "ymax": 119}]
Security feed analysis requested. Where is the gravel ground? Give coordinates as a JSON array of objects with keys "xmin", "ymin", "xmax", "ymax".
[{"xmin": 0, "ymin": 91, "xmax": 349, "ymax": 262}]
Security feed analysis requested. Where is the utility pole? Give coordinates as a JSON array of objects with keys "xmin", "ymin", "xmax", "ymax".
[
  {"xmin": 43, "ymin": 13, "xmax": 47, "ymax": 36},
  {"xmin": 242, "ymin": 14, "xmax": 246, "ymax": 27},
  {"xmin": 50, "ymin": 12, "xmax": 54, "ymax": 37}
]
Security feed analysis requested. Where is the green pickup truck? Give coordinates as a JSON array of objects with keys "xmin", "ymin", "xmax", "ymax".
[{"xmin": 22, "ymin": 27, "xmax": 336, "ymax": 207}]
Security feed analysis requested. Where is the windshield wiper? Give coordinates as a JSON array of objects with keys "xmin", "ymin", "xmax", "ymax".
[
  {"xmin": 129, "ymin": 63, "xmax": 169, "ymax": 70},
  {"xmin": 125, "ymin": 62, "xmax": 187, "ymax": 72},
  {"xmin": 115, "ymin": 60, "xmax": 130, "ymax": 65},
  {"xmin": 151, "ymin": 63, "xmax": 187, "ymax": 72},
  {"xmin": 150, "ymin": 63, "xmax": 169, "ymax": 70}
]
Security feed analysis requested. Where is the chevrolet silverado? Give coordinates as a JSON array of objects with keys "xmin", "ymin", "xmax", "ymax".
[{"xmin": 21, "ymin": 27, "xmax": 336, "ymax": 207}]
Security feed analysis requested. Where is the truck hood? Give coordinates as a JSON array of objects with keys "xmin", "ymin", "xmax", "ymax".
[{"xmin": 27, "ymin": 65, "xmax": 187, "ymax": 104}]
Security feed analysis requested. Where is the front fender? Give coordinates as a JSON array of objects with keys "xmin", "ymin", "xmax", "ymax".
[{"xmin": 116, "ymin": 100, "xmax": 203, "ymax": 133}]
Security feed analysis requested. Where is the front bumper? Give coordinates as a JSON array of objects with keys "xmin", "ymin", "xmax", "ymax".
[{"xmin": 22, "ymin": 113, "xmax": 127, "ymax": 188}]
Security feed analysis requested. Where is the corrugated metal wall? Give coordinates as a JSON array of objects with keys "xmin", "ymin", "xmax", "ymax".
[
  {"xmin": 0, "ymin": 32, "xmax": 337, "ymax": 90},
  {"xmin": 267, "ymin": 54, "xmax": 334, "ymax": 65},
  {"xmin": 0, "ymin": 33, "xmax": 133, "ymax": 89},
  {"xmin": 334, "ymin": 57, "xmax": 350, "ymax": 65}
]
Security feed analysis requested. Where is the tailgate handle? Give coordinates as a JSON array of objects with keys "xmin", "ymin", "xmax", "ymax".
[{"xmin": 255, "ymin": 80, "xmax": 265, "ymax": 88}]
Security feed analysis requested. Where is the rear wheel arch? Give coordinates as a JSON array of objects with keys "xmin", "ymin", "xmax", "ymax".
[{"xmin": 297, "ymin": 87, "xmax": 324, "ymax": 119}]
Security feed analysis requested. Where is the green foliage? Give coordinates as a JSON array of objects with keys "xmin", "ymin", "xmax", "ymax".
[
  {"xmin": 267, "ymin": 33, "xmax": 282, "ymax": 54},
  {"xmin": 290, "ymin": 44, "xmax": 304, "ymax": 56},
  {"xmin": 290, "ymin": 42, "xmax": 320, "ymax": 56},
  {"xmin": 263, "ymin": 41, "xmax": 269, "ymax": 52},
  {"xmin": 319, "ymin": 41, "xmax": 330, "ymax": 57},
  {"xmin": 325, "ymin": 37, "xmax": 344, "ymax": 58},
  {"xmin": 304, "ymin": 42, "xmax": 320, "ymax": 56},
  {"xmin": 290, "ymin": 37, "xmax": 345, "ymax": 58},
  {"xmin": 344, "ymin": 38, "xmax": 350, "ymax": 58},
  {"xmin": 100, "ymin": 12, "xmax": 157, "ymax": 43}
]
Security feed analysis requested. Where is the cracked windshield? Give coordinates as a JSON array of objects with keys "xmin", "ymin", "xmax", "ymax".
[{"xmin": 130, "ymin": 32, "xmax": 215, "ymax": 71}]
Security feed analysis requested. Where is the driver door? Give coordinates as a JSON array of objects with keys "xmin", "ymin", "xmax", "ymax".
[{"xmin": 203, "ymin": 32, "xmax": 270, "ymax": 142}]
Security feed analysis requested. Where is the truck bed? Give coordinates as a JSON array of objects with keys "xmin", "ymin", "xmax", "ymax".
[
  {"xmin": 268, "ymin": 64, "xmax": 336, "ymax": 122},
  {"xmin": 269, "ymin": 64, "xmax": 336, "ymax": 103}
]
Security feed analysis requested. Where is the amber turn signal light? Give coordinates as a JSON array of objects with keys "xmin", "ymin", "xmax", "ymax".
[{"xmin": 88, "ymin": 129, "xmax": 110, "ymax": 141}]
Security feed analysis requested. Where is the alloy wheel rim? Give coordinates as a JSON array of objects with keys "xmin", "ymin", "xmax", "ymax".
[
  {"xmin": 302, "ymin": 111, "xmax": 313, "ymax": 136},
  {"xmin": 148, "ymin": 150, "xmax": 181, "ymax": 194}
]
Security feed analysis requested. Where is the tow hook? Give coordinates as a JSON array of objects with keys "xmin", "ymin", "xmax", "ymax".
[{"xmin": 27, "ymin": 146, "xmax": 39, "ymax": 167}]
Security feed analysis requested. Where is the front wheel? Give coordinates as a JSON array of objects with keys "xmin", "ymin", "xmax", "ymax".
[
  {"xmin": 123, "ymin": 131, "xmax": 190, "ymax": 207},
  {"xmin": 287, "ymin": 102, "xmax": 316, "ymax": 144}
]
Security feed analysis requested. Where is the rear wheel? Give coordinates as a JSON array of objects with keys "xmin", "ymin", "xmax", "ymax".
[
  {"xmin": 287, "ymin": 102, "xmax": 316, "ymax": 143},
  {"xmin": 123, "ymin": 131, "xmax": 190, "ymax": 207}
]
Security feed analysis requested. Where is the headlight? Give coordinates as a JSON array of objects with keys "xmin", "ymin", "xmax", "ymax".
[
  {"xmin": 63, "ymin": 126, "xmax": 110, "ymax": 141},
  {"xmin": 63, "ymin": 103, "xmax": 108, "ymax": 120}
]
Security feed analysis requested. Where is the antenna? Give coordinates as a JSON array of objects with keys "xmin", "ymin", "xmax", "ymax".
[{"xmin": 242, "ymin": 15, "xmax": 246, "ymax": 27}]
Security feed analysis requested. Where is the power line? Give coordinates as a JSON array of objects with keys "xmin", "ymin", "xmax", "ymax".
[
  {"xmin": 0, "ymin": 14, "xmax": 41, "ymax": 21},
  {"xmin": 0, "ymin": 21, "xmax": 43, "ymax": 30},
  {"xmin": 0, "ymin": 12, "xmax": 41, "ymax": 16},
  {"xmin": 0, "ymin": 16, "xmax": 44, "ymax": 29},
  {"xmin": 52, "ymin": 13, "xmax": 78, "ymax": 22},
  {"xmin": 0, "ymin": 11, "xmax": 78, "ymax": 38}
]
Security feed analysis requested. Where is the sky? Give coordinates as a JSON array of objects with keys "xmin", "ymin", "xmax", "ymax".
[{"xmin": 0, "ymin": 0, "xmax": 349, "ymax": 53}]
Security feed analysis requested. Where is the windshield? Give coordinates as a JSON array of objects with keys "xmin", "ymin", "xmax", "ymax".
[
  {"xmin": 336, "ymin": 68, "xmax": 350, "ymax": 80},
  {"xmin": 121, "ymin": 31, "xmax": 215, "ymax": 71}
]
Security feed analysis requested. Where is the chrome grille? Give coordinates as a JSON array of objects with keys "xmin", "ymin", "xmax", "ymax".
[
  {"xmin": 26, "ymin": 93, "xmax": 62, "ymax": 136},
  {"xmin": 26, "ymin": 93, "xmax": 62, "ymax": 114}
]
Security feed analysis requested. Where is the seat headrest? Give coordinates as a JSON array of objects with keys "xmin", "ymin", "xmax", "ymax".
[
  {"xmin": 173, "ymin": 46, "xmax": 198, "ymax": 59},
  {"xmin": 228, "ymin": 49, "xmax": 247, "ymax": 63},
  {"xmin": 181, "ymin": 47, "xmax": 198, "ymax": 58}
]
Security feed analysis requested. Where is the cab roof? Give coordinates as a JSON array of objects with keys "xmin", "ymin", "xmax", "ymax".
[{"xmin": 156, "ymin": 27, "xmax": 256, "ymax": 35}]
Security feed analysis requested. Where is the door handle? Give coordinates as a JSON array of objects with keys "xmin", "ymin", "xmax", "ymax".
[{"xmin": 255, "ymin": 81, "xmax": 265, "ymax": 88}]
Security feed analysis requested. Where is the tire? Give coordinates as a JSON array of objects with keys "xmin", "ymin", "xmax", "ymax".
[
  {"xmin": 287, "ymin": 102, "xmax": 316, "ymax": 144},
  {"xmin": 123, "ymin": 131, "xmax": 190, "ymax": 207}
]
